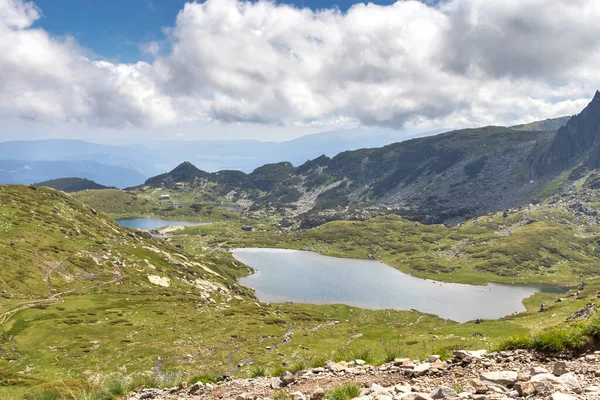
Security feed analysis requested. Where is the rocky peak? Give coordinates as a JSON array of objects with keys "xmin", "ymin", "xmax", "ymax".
[
  {"xmin": 536, "ymin": 91, "xmax": 600, "ymax": 175},
  {"xmin": 145, "ymin": 161, "xmax": 209, "ymax": 186}
]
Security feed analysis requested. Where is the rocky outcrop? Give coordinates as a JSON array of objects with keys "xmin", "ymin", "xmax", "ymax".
[
  {"xmin": 125, "ymin": 349, "xmax": 600, "ymax": 400},
  {"xmin": 536, "ymin": 91, "xmax": 600, "ymax": 176}
]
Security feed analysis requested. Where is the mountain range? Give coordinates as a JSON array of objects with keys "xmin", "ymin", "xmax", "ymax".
[
  {"xmin": 0, "ymin": 128, "xmax": 422, "ymax": 188},
  {"xmin": 0, "ymin": 121, "xmax": 558, "ymax": 189},
  {"xmin": 138, "ymin": 92, "xmax": 600, "ymax": 225}
]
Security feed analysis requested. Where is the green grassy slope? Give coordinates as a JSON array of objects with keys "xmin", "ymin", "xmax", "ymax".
[
  {"xmin": 71, "ymin": 188, "xmax": 245, "ymax": 222},
  {"xmin": 33, "ymin": 178, "xmax": 110, "ymax": 192}
]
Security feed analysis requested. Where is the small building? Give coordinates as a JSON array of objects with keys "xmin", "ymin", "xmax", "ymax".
[
  {"xmin": 158, "ymin": 194, "xmax": 171, "ymax": 201},
  {"xmin": 241, "ymin": 225, "xmax": 253, "ymax": 232}
]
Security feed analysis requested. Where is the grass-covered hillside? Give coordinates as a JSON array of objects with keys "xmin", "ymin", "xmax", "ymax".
[
  {"xmin": 33, "ymin": 178, "xmax": 110, "ymax": 192},
  {"xmin": 0, "ymin": 185, "xmax": 250, "ymax": 299},
  {"xmin": 71, "ymin": 188, "xmax": 246, "ymax": 222}
]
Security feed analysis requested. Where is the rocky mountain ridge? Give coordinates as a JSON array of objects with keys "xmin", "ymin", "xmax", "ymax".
[{"xmin": 137, "ymin": 92, "xmax": 600, "ymax": 226}]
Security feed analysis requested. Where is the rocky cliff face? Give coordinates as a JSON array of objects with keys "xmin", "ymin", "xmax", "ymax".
[{"xmin": 536, "ymin": 91, "xmax": 600, "ymax": 175}]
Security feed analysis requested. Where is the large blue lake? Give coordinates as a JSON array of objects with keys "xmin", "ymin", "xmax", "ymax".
[{"xmin": 233, "ymin": 248, "xmax": 565, "ymax": 322}]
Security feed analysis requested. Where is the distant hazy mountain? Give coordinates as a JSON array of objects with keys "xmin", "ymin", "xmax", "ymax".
[
  {"xmin": 141, "ymin": 128, "xmax": 420, "ymax": 172},
  {"xmin": 0, "ymin": 119, "xmax": 566, "ymax": 189},
  {"xmin": 32, "ymin": 177, "xmax": 110, "ymax": 192},
  {"xmin": 0, "ymin": 160, "xmax": 146, "ymax": 188},
  {"xmin": 0, "ymin": 129, "xmax": 420, "ymax": 184},
  {"xmin": 0, "ymin": 140, "xmax": 159, "ymax": 176}
]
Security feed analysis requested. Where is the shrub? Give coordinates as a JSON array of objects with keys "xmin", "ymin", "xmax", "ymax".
[
  {"xmin": 249, "ymin": 365, "xmax": 266, "ymax": 378},
  {"xmin": 351, "ymin": 347, "xmax": 375, "ymax": 364},
  {"xmin": 498, "ymin": 314, "xmax": 600, "ymax": 353},
  {"xmin": 324, "ymin": 383, "xmax": 361, "ymax": 400}
]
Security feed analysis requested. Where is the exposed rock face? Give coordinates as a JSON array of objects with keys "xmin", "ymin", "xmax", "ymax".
[{"xmin": 536, "ymin": 91, "xmax": 600, "ymax": 175}]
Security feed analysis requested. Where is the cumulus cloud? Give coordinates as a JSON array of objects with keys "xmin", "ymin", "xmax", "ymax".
[{"xmin": 1, "ymin": 0, "xmax": 600, "ymax": 134}]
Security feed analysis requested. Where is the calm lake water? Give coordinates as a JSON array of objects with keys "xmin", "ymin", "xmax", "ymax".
[
  {"xmin": 116, "ymin": 218, "xmax": 204, "ymax": 231},
  {"xmin": 233, "ymin": 248, "xmax": 566, "ymax": 322}
]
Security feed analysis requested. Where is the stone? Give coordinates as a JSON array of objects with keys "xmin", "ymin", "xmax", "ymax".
[
  {"xmin": 553, "ymin": 361, "xmax": 568, "ymax": 376},
  {"xmin": 457, "ymin": 393, "xmax": 472, "ymax": 399},
  {"xmin": 291, "ymin": 391, "xmax": 306, "ymax": 400},
  {"xmin": 479, "ymin": 371, "xmax": 518, "ymax": 386},
  {"xmin": 548, "ymin": 393, "xmax": 578, "ymax": 400},
  {"xmin": 430, "ymin": 361, "xmax": 447, "ymax": 370},
  {"xmin": 395, "ymin": 384, "xmax": 413, "ymax": 393},
  {"xmin": 374, "ymin": 395, "xmax": 393, "ymax": 400},
  {"xmin": 188, "ymin": 382, "xmax": 204, "ymax": 395},
  {"xmin": 585, "ymin": 385, "xmax": 600, "ymax": 393},
  {"xmin": 412, "ymin": 363, "xmax": 431, "ymax": 377},
  {"xmin": 236, "ymin": 393, "xmax": 251, "ymax": 400},
  {"xmin": 454, "ymin": 350, "xmax": 486, "ymax": 360},
  {"xmin": 281, "ymin": 371, "xmax": 296, "ymax": 386},
  {"xmin": 531, "ymin": 366, "xmax": 550, "ymax": 375},
  {"xmin": 400, "ymin": 393, "xmax": 434, "ymax": 400},
  {"xmin": 426, "ymin": 355, "xmax": 441, "ymax": 363},
  {"xmin": 532, "ymin": 380, "xmax": 557, "ymax": 396},
  {"xmin": 514, "ymin": 381, "xmax": 535, "ymax": 397},
  {"xmin": 355, "ymin": 359, "xmax": 366, "ymax": 365},
  {"xmin": 369, "ymin": 383, "xmax": 390, "ymax": 395},
  {"xmin": 558, "ymin": 373, "xmax": 582, "ymax": 393},
  {"xmin": 270, "ymin": 377, "xmax": 282, "ymax": 389},
  {"xmin": 531, "ymin": 373, "xmax": 560, "ymax": 383},
  {"xmin": 329, "ymin": 361, "xmax": 348, "ymax": 372},
  {"xmin": 311, "ymin": 388, "xmax": 325, "ymax": 400},
  {"xmin": 468, "ymin": 379, "xmax": 488, "ymax": 394},
  {"xmin": 430, "ymin": 386, "xmax": 458, "ymax": 399}
]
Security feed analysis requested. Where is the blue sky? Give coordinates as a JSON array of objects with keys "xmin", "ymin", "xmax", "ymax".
[{"xmin": 34, "ymin": 0, "xmax": 398, "ymax": 62}]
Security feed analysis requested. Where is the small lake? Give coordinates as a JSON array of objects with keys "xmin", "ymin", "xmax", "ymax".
[
  {"xmin": 233, "ymin": 248, "xmax": 566, "ymax": 322},
  {"xmin": 116, "ymin": 218, "xmax": 205, "ymax": 231}
]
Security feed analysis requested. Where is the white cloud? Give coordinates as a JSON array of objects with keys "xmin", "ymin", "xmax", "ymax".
[{"xmin": 1, "ymin": 0, "xmax": 600, "ymax": 138}]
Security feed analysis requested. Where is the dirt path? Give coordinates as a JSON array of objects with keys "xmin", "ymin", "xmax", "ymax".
[{"xmin": 0, "ymin": 271, "xmax": 122, "ymax": 326}]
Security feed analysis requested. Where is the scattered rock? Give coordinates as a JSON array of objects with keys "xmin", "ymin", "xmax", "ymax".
[
  {"xmin": 531, "ymin": 366, "xmax": 550, "ymax": 375},
  {"xmin": 548, "ymin": 393, "xmax": 578, "ymax": 400},
  {"xmin": 430, "ymin": 385, "xmax": 458, "ymax": 399},
  {"xmin": 291, "ymin": 391, "xmax": 306, "ymax": 400},
  {"xmin": 479, "ymin": 371, "xmax": 518, "ymax": 386},
  {"xmin": 270, "ymin": 377, "xmax": 282, "ymax": 389},
  {"xmin": 468, "ymin": 378, "xmax": 488, "ymax": 394},
  {"xmin": 553, "ymin": 361, "xmax": 568, "ymax": 376},
  {"xmin": 281, "ymin": 371, "xmax": 296, "ymax": 386},
  {"xmin": 514, "ymin": 381, "xmax": 535, "ymax": 397},
  {"xmin": 310, "ymin": 387, "xmax": 325, "ymax": 400},
  {"xmin": 412, "ymin": 363, "xmax": 431, "ymax": 377}
]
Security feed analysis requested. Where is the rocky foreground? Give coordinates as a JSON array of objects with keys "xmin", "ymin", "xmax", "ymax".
[{"xmin": 125, "ymin": 349, "xmax": 600, "ymax": 400}]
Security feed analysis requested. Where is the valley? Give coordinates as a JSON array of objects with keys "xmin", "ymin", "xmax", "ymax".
[{"xmin": 2, "ymin": 94, "xmax": 600, "ymax": 399}]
